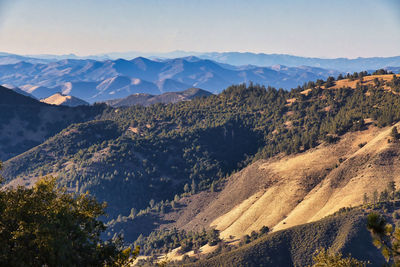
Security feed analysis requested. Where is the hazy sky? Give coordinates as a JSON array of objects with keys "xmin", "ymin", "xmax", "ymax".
[{"xmin": 0, "ymin": 0, "xmax": 399, "ymax": 58}]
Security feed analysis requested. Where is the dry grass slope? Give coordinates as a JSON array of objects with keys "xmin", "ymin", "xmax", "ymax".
[
  {"xmin": 170, "ymin": 123, "xmax": 400, "ymax": 242},
  {"xmin": 183, "ymin": 210, "xmax": 383, "ymax": 267},
  {"xmin": 330, "ymin": 74, "xmax": 400, "ymax": 90}
]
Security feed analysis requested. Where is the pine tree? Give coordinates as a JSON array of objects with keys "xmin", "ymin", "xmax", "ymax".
[{"xmin": 191, "ymin": 179, "xmax": 196, "ymax": 195}]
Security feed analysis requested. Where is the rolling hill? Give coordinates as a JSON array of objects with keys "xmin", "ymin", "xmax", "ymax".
[
  {"xmin": 0, "ymin": 56, "xmax": 340, "ymax": 102},
  {"xmin": 2, "ymin": 73, "xmax": 400, "ymax": 216},
  {"xmin": 104, "ymin": 88, "xmax": 212, "ymax": 107},
  {"xmin": 1, "ymin": 84, "xmax": 37, "ymax": 99},
  {"xmin": 3, "ymin": 73, "xmax": 400, "ymax": 265},
  {"xmin": 182, "ymin": 209, "xmax": 384, "ymax": 266}
]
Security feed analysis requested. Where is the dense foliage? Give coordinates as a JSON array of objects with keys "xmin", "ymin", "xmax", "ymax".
[
  {"xmin": 133, "ymin": 228, "xmax": 221, "ymax": 256},
  {"xmin": 3, "ymin": 73, "xmax": 400, "ymax": 246},
  {"xmin": 367, "ymin": 211, "xmax": 400, "ymax": 265},
  {"xmin": 0, "ymin": 164, "xmax": 137, "ymax": 266},
  {"xmin": 0, "ymin": 86, "xmax": 106, "ymax": 161},
  {"xmin": 310, "ymin": 248, "xmax": 368, "ymax": 267}
]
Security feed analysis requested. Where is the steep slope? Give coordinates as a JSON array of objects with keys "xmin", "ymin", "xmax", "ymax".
[
  {"xmin": 107, "ymin": 123, "xmax": 400, "ymax": 243},
  {"xmin": 59, "ymin": 81, "xmax": 98, "ymax": 100},
  {"xmin": 5, "ymin": 79, "xmax": 400, "ymax": 247},
  {"xmin": 1, "ymin": 84, "xmax": 37, "ymax": 99},
  {"xmin": 208, "ymin": 124, "xmax": 400, "ymax": 239},
  {"xmin": 105, "ymin": 88, "xmax": 213, "ymax": 107},
  {"xmin": 21, "ymin": 84, "xmax": 57, "ymax": 99},
  {"xmin": 0, "ymin": 85, "xmax": 43, "ymax": 106},
  {"xmin": 185, "ymin": 210, "xmax": 383, "ymax": 267},
  {"xmin": 40, "ymin": 93, "xmax": 89, "ymax": 107},
  {"xmin": 94, "ymin": 76, "xmax": 160, "ymax": 101},
  {"xmin": 155, "ymin": 78, "xmax": 192, "ymax": 93},
  {"xmin": 0, "ymin": 85, "xmax": 105, "ymax": 161},
  {"xmin": 105, "ymin": 93, "xmax": 153, "ymax": 107}
]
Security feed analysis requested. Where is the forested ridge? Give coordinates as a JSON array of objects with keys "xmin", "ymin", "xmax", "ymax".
[{"xmin": 2, "ymin": 72, "xmax": 400, "ymax": 251}]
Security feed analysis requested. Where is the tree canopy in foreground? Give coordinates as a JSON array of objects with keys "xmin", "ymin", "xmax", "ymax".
[{"xmin": 0, "ymin": 162, "xmax": 137, "ymax": 266}]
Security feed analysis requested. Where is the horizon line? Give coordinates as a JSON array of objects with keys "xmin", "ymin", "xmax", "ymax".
[{"xmin": 1, "ymin": 50, "xmax": 400, "ymax": 61}]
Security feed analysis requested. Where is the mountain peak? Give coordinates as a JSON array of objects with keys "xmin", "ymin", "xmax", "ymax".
[{"xmin": 40, "ymin": 93, "xmax": 89, "ymax": 107}]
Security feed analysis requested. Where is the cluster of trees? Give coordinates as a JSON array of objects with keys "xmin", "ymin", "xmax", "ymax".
[
  {"xmin": 239, "ymin": 226, "xmax": 270, "ymax": 246},
  {"xmin": 367, "ymin": 211, "xmax": 400, "ymax": 265},
  {"xmin": 373, "ymin": 69, "xmax": 394, "ymax": 75},
  {"xmin": 0, "ymin": 163, "xmax": 137, "ymax": 266},
  {"xmin": 310, "ymin": 248, "xmax": 368, "ymax": 266},
  {"xmin": 133, "ymin": 228, "xmax": 221, "ymax": 256},
  {"xmin": 4, "ymin": 71, "xmax": 400, "ymax": 250},
  {"xmin": 362, "ymin": 181, "xmax": 398, "ymax": 207},
  {"xmin": 389, "ymin": 75, "xmax": 400, "ymax": 92},
  {"xmin": 0, "ymin": 91, "xmax": 106, "ymax": 161}
]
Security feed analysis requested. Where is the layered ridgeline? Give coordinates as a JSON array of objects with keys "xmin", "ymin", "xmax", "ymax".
[
  {"xmin": 0, "ymin": 85, "xmax": 105, "ymax": 161},
  {"xmin": 0, "ymin": 57, "xmax": 339, "ymax": 102},
  {"xmin": 2, "ymin": 72, "xmax": 400, "ymax": 264},
  {"xmin": 104, "ymin": 88, "xmax": 213, "ymax": 107},
  {"xmin": 2, "ymin": 72, "xmax": 400, "ymax": 213},
  {"xmin": 2, "ymin": 51, "xmax": 400, "ymax": 72}
]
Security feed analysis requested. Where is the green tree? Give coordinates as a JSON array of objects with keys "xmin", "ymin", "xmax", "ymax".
[
  {"xmin": 373, "ymin": 190, "xmax": 378, "ymax": 207},
  {"xmin": 380, "ymin": 190, "xmax": 389, "ymax": 202},
  {"xmin": 207, "ymin": 229, "xmax": 221, "ymax": 246},
  {"xmin": 363, "ymin": 193, "xmax": 369, "ymax": 205},
  {"xmin": 310, "ymin": 248, "xmax": 368, "ymax": 267},
  {"xmin": 149, "ymin": 199, "xmax": 155, "ymax": 208},
  {"xmin": 129, "ymin": 208, "xmax": 136, "ymax": 219},
  {"xmin": 391, "ymin": 127, "xmax": 400, "ymax": 140},
  {"xmin": 367, "ymin": 211, "xmax": 400, "ymax": 265},
  {"xmin": 0, "ymin": 165, "xmax": 137, "ymax": 266},
  {"xmin": 325, "ymin": 77, "xmax": 335, "ymax": 88},
  {"xmin": 184, "ymin": 183, "xmax": 190, "ymax": 193},
  {"xmin": 210, "ymin": 181, "xmax": 215, "ymax": 193},
  {"xmin": 191, "ymin": 179, "xmax": 197, "ymax": 195},
  {"xmin": 387, "ymin": 181, "xmax": 396, "ymax": 201}
]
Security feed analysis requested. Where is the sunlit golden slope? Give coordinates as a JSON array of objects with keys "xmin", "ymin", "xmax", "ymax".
[
  {"xmin": 40, "ymin": 93, "xmax": 88, "ymax": 107},
  {"xmin": 178, "ymin": 123, "xmax": 400, "ymax": 239},
  {"xmin": 330, "ymin": 74, "xmax": 399, "ymax": 89}
]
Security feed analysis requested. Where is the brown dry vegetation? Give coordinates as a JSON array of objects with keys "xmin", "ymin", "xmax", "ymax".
[
  {"xmin": 150, "ymin": 123, "xmax": 400, "ymax": 244},
  {"xmin": 330, "ymin": 74, "xmax": 400, "ymax": 90}
]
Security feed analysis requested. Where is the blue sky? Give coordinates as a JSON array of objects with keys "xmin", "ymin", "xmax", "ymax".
[{"xmin": 0, "ymin": 0, "xmax": 399, "ymax": 58}]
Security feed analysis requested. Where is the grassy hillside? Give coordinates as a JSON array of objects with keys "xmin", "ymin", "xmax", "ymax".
[
  {"xmin": 106, "ymin": 121, "xmax": 400, "ymax": 249},
  {"xmin": 3, "ymin": 72, "xmax": 400, "ymax": 243},
  {"xmin": 180, "ymin": 209, "xmax": 383, "ymax": 267},
  {"xmin": 330, "ymin": 73, "xmax": 400, "ymax": 90},
  {"xmin": 3, "ymin": 72, "xmax": 400, "ymax": 250}
]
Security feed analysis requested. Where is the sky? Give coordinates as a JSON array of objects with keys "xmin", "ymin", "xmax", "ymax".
[{"xmin": 0, "ymin": 0, "xmax": 399, "ymax": 58}]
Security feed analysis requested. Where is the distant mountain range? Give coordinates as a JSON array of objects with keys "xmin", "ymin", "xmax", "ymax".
[
  {"xmin": 98, "ymin": 51, "xmax": 400, "ymax": 72},
  {"xmin": 1, "ymin": 52, "xmax": 399, "ymax": 103},
  {"xmin": 190, "ymin": 52, "xmax": 400, "ymax": 72},
  {"xmin": 104, "ymin": 88, "xmax": 212, "ymax": 107},
  {"xmin": 2, "ymin": 51, "xmax": 399, "ymax": 72},
  {"xmin": 0, "ymin": 56, "xmax": 340, "ymax": 103}
]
